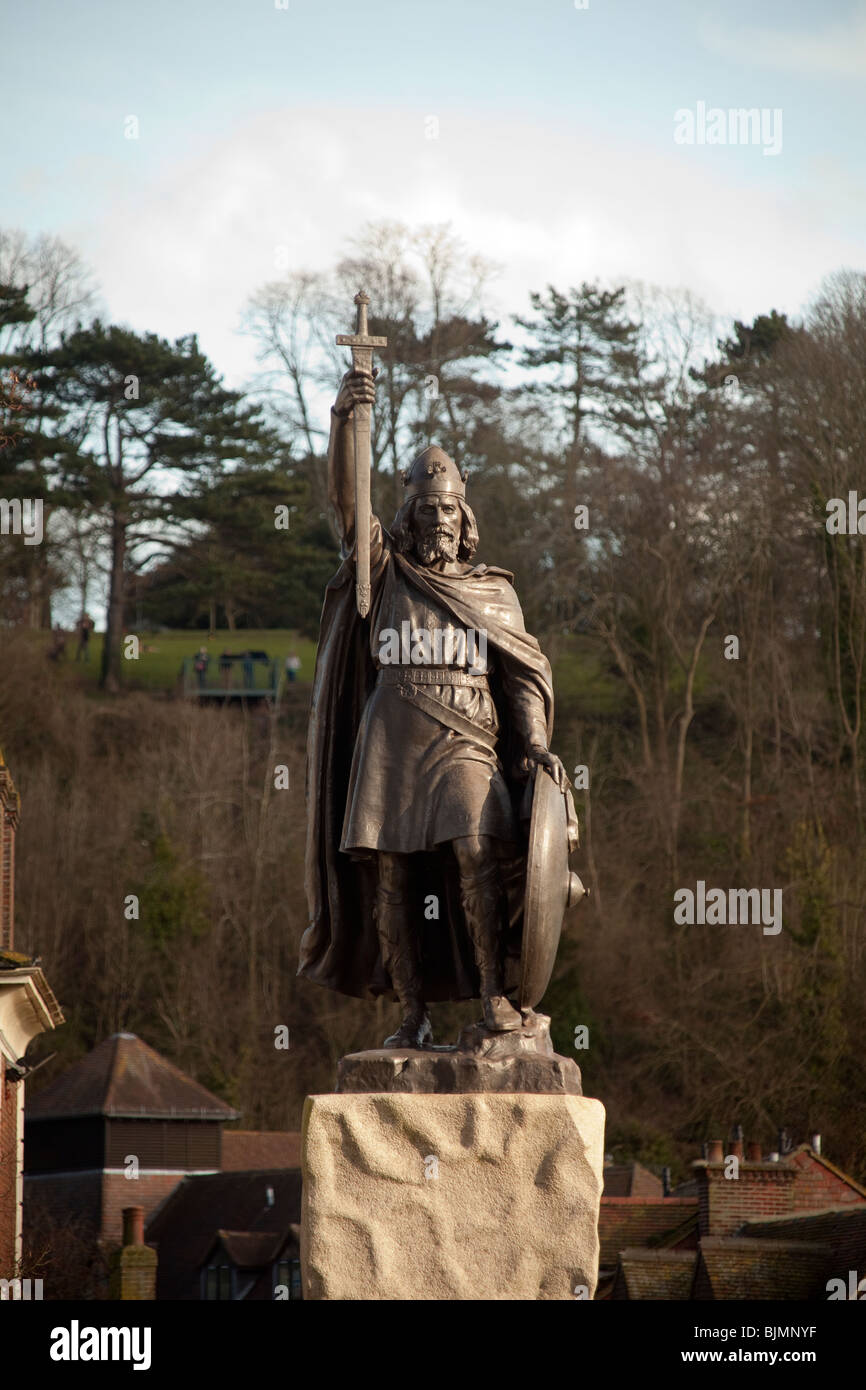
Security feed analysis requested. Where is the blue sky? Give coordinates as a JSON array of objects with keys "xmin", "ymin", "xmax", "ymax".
[{"xmin": 5, "ymin": 0, "xmax": 865, "ymax": 384}]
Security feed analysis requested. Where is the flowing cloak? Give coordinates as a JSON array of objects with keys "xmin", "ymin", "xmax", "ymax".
[{"xmin": 299, "ymin": 530, "xmax": 554, "ymax": 1003}]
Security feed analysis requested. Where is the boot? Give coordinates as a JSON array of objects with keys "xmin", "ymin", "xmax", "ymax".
[
  {"xmin": 375, "ymin": 881, "xmax": 432, "ymax": 1049},
  {"xmin": 459, "ymin": 862, "xmax": 523, "ymax": 1032}
]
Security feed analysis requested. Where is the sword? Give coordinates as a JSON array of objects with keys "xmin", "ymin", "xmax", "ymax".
[{"xmin": 336, "ymin": 290, "xmax": 387, "ymax": 617}]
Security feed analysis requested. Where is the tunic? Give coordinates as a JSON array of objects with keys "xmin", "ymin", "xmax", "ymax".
[{"xmin": 340, "ymin": 517, "xmax": 533, "ymax": 853}]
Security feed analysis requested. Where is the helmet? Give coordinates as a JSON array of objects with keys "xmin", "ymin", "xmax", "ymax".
[{"xmin": 402, "ymin": 446, "xmax": 468, "ymax": 500}]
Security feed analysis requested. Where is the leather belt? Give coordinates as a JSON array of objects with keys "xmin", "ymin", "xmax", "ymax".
[
  {"xmin": 382, "ymin": 677, "xmax": 499, "ymax": 752},
  {"xmin": 377, "ymin": 667, "xmax": 489, "ymax": 687}
]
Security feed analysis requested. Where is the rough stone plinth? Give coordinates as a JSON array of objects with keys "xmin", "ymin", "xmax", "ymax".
[
  {"xmin": 336, "ymin": 1047, "xmax": 582, "ymax": 1095},
  {"xmin": 336, "ymin": 1010, "xmax": 582, "ymax": 1095},
  {"xmin": 301, "ymin": 1091, "xmax": 605, "ymax": 1300}
]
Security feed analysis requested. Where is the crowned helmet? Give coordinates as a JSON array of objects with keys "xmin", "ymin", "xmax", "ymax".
[{"xmin": 402, "ymin": 445, "xmax": 469, "ymax": 500}]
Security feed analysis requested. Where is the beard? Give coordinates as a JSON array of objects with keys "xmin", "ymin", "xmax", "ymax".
[{"xmin": 413, "ymin": 526, "xmax": 459, "ymax": 566}]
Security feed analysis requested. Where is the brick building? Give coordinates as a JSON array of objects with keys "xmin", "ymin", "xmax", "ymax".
[
  {"xmin": 24, "ymin": 1032, "xmax": 239, "ymax": 1244},
  {"xmin": 22, "ymin": 1032, "xmax": 303, "ymax": 1299},
  {"xmin": 0, "ymin": 748, "xmax": 64, "ymax": 1279},
  {"xmin": 603, "ymin": 1135, "xmax": 866, "ymax": 1299}
]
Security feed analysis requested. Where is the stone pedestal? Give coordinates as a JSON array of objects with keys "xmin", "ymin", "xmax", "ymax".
[
  {"xmin": 336, "ymin": 1011, "xmax": 583, "ymax": 1096},
  {"xmin": 301, "ymin": 1091, "xmax": 605, "ymax": 1300}
]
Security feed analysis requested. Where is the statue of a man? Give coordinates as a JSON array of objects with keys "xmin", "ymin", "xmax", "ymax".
[{"xmin": 300, "ymin": 367, "xmax": 569, "ymax": 1048}]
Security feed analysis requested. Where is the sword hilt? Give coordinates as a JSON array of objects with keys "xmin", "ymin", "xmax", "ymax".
[{"xmin": 336, "ymin": 288, "xmax": 387, "ymax": 361}]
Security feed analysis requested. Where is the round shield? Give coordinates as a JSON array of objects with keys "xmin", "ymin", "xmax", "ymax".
[{"xmin": 518, "ymin": 770, "xmax": 586, "ymax": 1010}]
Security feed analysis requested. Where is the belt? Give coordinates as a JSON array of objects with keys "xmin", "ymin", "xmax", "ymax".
[
  {"xmin": 377, "ymin": 667, "xmax": 489, "ymax": 687},
  {"xmin": 379, "ymin": 674, "xmax": 499, "ymax": 752}
]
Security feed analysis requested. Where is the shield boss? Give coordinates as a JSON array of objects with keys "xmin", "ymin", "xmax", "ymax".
[{"xmin": 518, "ymin": 769, "xmax": 586, "ymax": 1010}]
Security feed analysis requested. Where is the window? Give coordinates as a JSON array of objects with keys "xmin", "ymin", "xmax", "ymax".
[
  {"xmin": 203, "ymin": 1264, "xmax": 233, "ymax": 1300},
  {"xmin": 274, "ymin": 1258, "xmax": 302, "ymax": 1300}
]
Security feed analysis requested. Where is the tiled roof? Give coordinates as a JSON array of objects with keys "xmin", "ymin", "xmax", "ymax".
[
  {"xmin": 743, "ymin": 1205, "xmax": 866, "ymax": 1281},
  {"xmin": 146, "ymin": 1168, "xmax": 302, "ymax": 1300},
  {"xmin": 603, "ymin": 1163, "xmax": 663, "ymax": 1198},
  {"xmin": 670, "ymin": 1178, "xmax": 698, "ymax": 1198},
  {"xmin": 614, "ymin": 1249, "xmax": 697, "ymax": 1300},
  {"xmin": 26, "ymin": 1034, "xmax": 238, "ymax": 1120},
  {"xmin": 221, "ymin": 1131, "xmax": 301, "ymax": 1170},
  {"xmin": 695, "ymin": 1236, "xmax": 831, "ymax": 1300},
  {"xmin": 599, "ymin": 1198, "xmax": 698, "ymax": 1269}
]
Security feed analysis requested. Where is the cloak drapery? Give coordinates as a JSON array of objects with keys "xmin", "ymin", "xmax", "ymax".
[{"xmin": 299, "ymin": 535, "xmax": 555, "ymax": 1003}]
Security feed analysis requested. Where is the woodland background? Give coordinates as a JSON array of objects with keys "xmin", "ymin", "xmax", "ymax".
[{"xmin": 1, "ymin": 222, "xmax": 865, "ymax": 1183}]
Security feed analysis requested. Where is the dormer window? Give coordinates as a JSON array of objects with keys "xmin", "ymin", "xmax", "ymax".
[
  {"xmin": 203, "ymin": 1263, "xmax": 233, "ymax": 1300},
  {"xmin": 274, "ymin": 1257, "xmax": 302, "ymax": 1300}
]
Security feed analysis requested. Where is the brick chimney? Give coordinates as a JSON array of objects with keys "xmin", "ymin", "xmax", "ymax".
[
  {"xmin": 123, "ymin": 1206, "xmax": 145, "ymax": 1246},
  {"xmin": 694, "ymin": 1139, "xmax": 797, "ymax": 1237},
  {"xmin": 108, "ymin": 1206, "xmax": 156, "ymax": 1300}
]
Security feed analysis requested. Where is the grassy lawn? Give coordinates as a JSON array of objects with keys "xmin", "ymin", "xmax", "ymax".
[
  {"xmin": 34, "ymin": 625, "xmax": 630, "ymax": 714},
  {"xmin": 45, "ymin": 629, "xmax": 318, "ymax": 693}
]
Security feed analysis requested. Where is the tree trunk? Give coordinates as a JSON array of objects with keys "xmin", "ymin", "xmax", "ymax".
[{"xmin": 101, "ymin": 509, "xmax": 126, "ymax": 693}]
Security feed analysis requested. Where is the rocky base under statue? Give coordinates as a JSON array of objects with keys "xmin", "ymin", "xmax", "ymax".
[{"xmin": 336, "ymin": 1010, "xmax": 582, "ymax": 1095}]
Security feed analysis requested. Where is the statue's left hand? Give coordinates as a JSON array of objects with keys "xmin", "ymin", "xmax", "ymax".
[{"xmin": 524, "ymin": 746, "xmax": 569, "ymax": 792}]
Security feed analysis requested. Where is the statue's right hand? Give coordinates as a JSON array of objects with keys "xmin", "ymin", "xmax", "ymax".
[{"xmin": 333, "ymin": 367, "xmax": 377, "ymax": 420}]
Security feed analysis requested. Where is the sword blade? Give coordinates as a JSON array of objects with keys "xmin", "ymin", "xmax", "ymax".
[{"xmin": 353, "ymin": 396, "xmax": 372, "ymax": 617}]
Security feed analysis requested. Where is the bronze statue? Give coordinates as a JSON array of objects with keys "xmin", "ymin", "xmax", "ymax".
[{"xmin": 300, "ymin": 293, "xmax": 583, "ymax": 1051}]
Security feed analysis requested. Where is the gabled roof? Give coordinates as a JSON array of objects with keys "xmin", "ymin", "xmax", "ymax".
[
  {"xmin": 599, "ymin": 1198, "xmax": 698, "ymax": 1269},
  {"xmin": 146, "ymin": 1168, "xmax": 302, "ymax": 1300},
  {"xmin": 789, "ymin": 1144, "xmax": 866, "ymax": 1202},
  {"xmin": 26, "ymin": 1033, "xmax": 238, "ymax": 1121},
  {"xmin": 212, "ymin": 1230, "xmax": 285, "ymax": 1269},
  {"xmin": 603, "ymin": 1163, "xmax": 663, "ymax": 1198},
  {"xmin": 221, "ymin": 1131, "xmax": 301, "ymax": 1171}
]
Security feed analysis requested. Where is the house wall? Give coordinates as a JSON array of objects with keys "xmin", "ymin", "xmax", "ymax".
[
  {"xmin": 790, "ymin": 1149, "xmax": 866, "ymax": 1211},
  {"xmin": 696, "ymin": 1162, "xmax": 797, "ymax": 1236},
  {"xmin": 101, "ymin": 1171, "xmax": 191, "ymax": 1245},
  {"xmin": 24, "ymin": 1168, "xmax": 197, "ymax": 1246},
  {"xmin": 0, "ymin": 1057, "xmax": 18, "ymax": 1274}
]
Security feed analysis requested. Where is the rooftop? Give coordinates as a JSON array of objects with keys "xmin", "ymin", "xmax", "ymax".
[
  {"xmin": 221, "ymin": 1131, "xmax": 301, "ymax": 1171},
  {"xmin": 26, "ymin": 1033, "xmax": 238, "ymax": 1121},
  {"xmin": 146, "ymin": 1168, "xmax": 302, "ymax": 1300}
]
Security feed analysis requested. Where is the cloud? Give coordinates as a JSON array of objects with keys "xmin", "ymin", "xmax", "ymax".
[
  {"xmin": 64, "ymin": 104, "xmax": 864, "ymax": 389},
  {"xmin": 700, "ymin": 10, "xmax": 866, "ymax": 77}
]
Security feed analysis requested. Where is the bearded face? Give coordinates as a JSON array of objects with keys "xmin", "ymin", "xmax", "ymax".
[
  {"xmin": 411, "ymin": 495, "xmax": 462, "ymax": 566},
  {"xmin": 391, "ymin": 491, "xmax": 479, "ymax": 562}
]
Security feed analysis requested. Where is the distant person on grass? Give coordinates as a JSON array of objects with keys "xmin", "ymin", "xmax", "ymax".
[
  {"xmin": 75, "ymin": 613, "xmax": 94, "ymax": 662},
  {"xmin": 193, "ymin": 646, "xmax": 209, "ymax": 689},
  {"xmin": 285, "ymin": 652, "xmax": 301, "ymax": 683}
]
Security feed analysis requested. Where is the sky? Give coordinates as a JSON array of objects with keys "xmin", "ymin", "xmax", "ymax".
[{"xmin": 4, "ymin": 0, "xmax": 866, "ymax": 389}]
